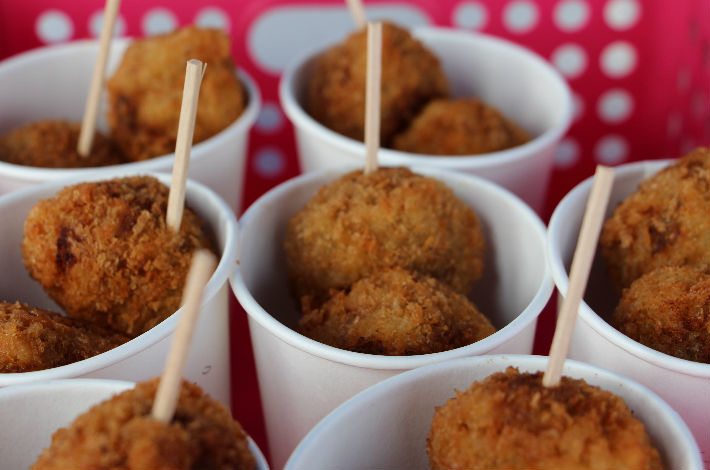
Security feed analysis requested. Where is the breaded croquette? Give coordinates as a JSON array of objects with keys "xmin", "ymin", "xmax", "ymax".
[
  {"xmin": 299, "ymin": 267, "xmax": 495, "ymax": 355},
  {"xmin": 391, "ymin": 98, "xmax": 531, "ymax": 155},
  {"xmin": 284, "ymin": 167, "xmax": 485, "ymax": 306},
  {"xmin": 307, "ymin": 22, "xmax": 449, "ymax": 145},
  {"xmin": 22, "ymin": 176, "xmax": 214, "ymax": 337},
  {"xmin": 613, "ymin": 264, "xmax": 709, "ymax": 363},
  {"xmin": 0, "ymin": 120, "xmax": 124, "ymax": 168},
  {"xmin": 0, "ymin": 301, "xmax": 129, "ymax": 373},
  {"xmin": 32, "ymin": 378, "xmax": 256, "ymax": 470},
  {"xmin": 600, "ymin": 147, "xmax": 710, "ymax": 290},
  {"xmin": 427, "ymin": 367, "xmax": 663, "ymax": 470},
  {"xmin": 107, "ymin": 26, "xmax": 247, "ymax": 161}
]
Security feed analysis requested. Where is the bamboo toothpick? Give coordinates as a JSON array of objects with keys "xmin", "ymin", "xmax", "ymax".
[
  {"xmin": 363, "ymin": 22, "xmax": 382, "ymax": 175},
  {"xmin": 151, "ymin": 249, "xmax": 217, "ymax": 423},
  {"xmin": 166, "ymin": 59, "xmax": 206, "ymax": 232},
  {"xmin": 345, "ymin": 0, "xmax": 367, "ymax": 29},
  {"xmin": 77, "ymin": 0, "xmax": 121, "ymax": 157},
  {"xmin": 542, "ymin": 165, "xmax": 615, "ymax": 387}
]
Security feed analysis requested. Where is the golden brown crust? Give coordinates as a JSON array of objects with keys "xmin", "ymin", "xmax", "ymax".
[
  {"xmin": 391, "ymin": 98, "xmax": 531, "ymax": 155},
  {"xmin": 613, "ymin": 264, "xmax": 710, "ymax": 363},
  {"xmin": 0, "ymin": 301, "xmax": 129, "ymax": 373},
  {"xmin": 107, "ymin": 26, "xmax": 246, "ymax": 162},
  {"xmin": 0, "ymin": 120, "xmax": 124, "ymax": 168},
  {"xmin": 307, "ymin": 22, "xmax": 449, "ymax": 145},
  {"xmin": 32, "ymin": 378, "xmax": 256, "ymax": 470},
  {"xmin": 299, "ymin": 267, "xmax": 495, "ymax": 355},
  {"xmin": 427, "ymin": 367, "xmax": 663, "ymax": 470},
  {"xmin": 284, "ymin": 167, "xmax": 485, "ymax": 305},
  {"xmin": 600, "ymin": 147, "xmax": 710, "ymax": 290},
  {"xmin": 22, "ymin": 176, "xmax": 214, "ymax": 337}
]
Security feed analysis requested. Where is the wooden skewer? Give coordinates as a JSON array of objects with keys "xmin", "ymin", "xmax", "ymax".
[
  {"xmin": 542, "ymin": 165, "xmax": 615, "ymax": 387},
  {"xmin": 166, "ymin": 59, "xmax": 207, "ymax": 232},
  {"xmin": 77, "ymin": 0, "xmax": 121, "ymax": 157},
  {"xmin": 345, "ymin": 0, "xmax": 367, "ymax": 29},
  {"xmin": 363, "ymin": 22, "xmax": 382, "ymax": 175},
  {"xmin": 151, "ymin": 249, "xmax": 217, "ymax": 423}
]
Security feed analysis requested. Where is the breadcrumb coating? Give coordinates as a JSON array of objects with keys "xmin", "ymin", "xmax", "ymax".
[
  {"xmin": 307, "ymin": 22, "xmax": 449, "ymax": 145},
  {"xmin": 107, "ymin": 26, "xmax": 247, "ymax": 161},
  {"xmin": 427, "ymin": 367, "xmax": 663, "ymax": 470},
  {"xmin": 391, "ymin": 98, "xmax": 531, "ymax": 155},
  {"xmin": 299, "ymin": 267, "xmax": 495, "ymax": 355},
  {"xmin": 600, "ymin": 147, "xmax": 710, "ymax": 290},
  {"xmin": 22, "ymin": 176, "xmax": 214, "ymax": 337},
  {"xmin": 0, "ymin": 301, "xmax": 129, "ymax": 373},
  {"xmin": 32, "ymin": 378, "xmax": 256, "ymax": 470},
  {"xmin": 0, "ymin": 120, "xmax": 124, "ymax": 168}
]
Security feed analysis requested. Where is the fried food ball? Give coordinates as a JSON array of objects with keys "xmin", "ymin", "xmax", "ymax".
[
  {"xmin": 284, "ymin": 167, "xmax": 485, "ymax": 305},
  {"xmin": 600, "ymin": 147, "xmax": 710, "ymax": 290},
  {"xmin": 107, "ymin": 26, "xmax": 247, "ymax": 162},
  {"xmin": 307, "ymin": 22, "xmax": 449, "ymax": 145},
  {"xmin": 612, "ymin": 264, "xmax": 709, "ymax": 363},
  {"xmin": 22, "ymin": 176, "xmax": 214, "ymax": 337},
  {"xmin": 299, "ymin": 267, "xmax": 495, "ymax": 355},
  {"xmin": 0, "ymin": 120, "xmax": 124, "ymax": 168},
  {"xmin": 391, "ymin": 98, "xmax": 531, "ymax": 155},
  {"xmin": 32, "ymin": 378, "xmax": 256, "ymax": 470},
  {"xmin": 427, "ymin": 367, "xmax": 663, "ymax": 470},
  {"xmin": 0, "ymin": 301, "xmax": 129, "ymax": 373}
]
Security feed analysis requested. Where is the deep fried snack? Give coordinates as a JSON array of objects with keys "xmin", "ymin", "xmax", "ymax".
[
  {"xmin": 0, "ymin": 301, "xmax": 129, "ymax": 373},
  {"xmin": 0, "ymin": 120, "xmax": 124, "ymax": 168},
  {"xmin": 107, "ymin": 26, "xmax": 247, "ymax": 161},
  {"xmin": 307, "ymin": 22, "xmax": 449, "ymax": 145},
  {"xmin": 284, "ymin": 167, "xmax": 485, "ymax": 305},
  {"xmin": 613, "ymin": 264, "xmax": 709, "ymax": 363},
  {"xmin": 391, "ymin": 98, "xmax": 531, "ymax": 155},
  {"xmin": 600, "ymin": 147, "xmax": 710, "ymax": 290},
  {"xmin": 22, "ymin": 176, "xmax": 214, "ymax": 337},
  {"xmin": 427, "ymin": 367, "xmax": 663, "ymax": 470},
  {"xmin": 32, "ymin": 378, "xmax": 256, "ymax": 469},
  {"xmin": 299, "ymin": 267, "xmax": 495, "ymax": 355}
]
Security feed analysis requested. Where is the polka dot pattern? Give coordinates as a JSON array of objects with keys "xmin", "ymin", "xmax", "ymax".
[
  {"xmin": 600, "ymin": 41, "xmax": 637, "ymax": 78},
  {"xmin": 89, "ymin": 10, "xmax": 126, "ymax": 38},
  {"xmin": 256, "ymin": 102, "xmax": 285, "ymax": 133},
  {"xmin": 503, "ymin": 1, "xmax": 539, "ymax": 34},
  {"xmin": 551, "ymin": 43, "xmax": 587, "ymax": 78},
  {"xmin": 36, "ymin": 10, "xmax": 73, "ymax": 43},
  {"xmin": 597, "ymin": 88, "xmax": 633, "ymax": 123},
  {"xmin": 195, "ymin": 7, "xmax": 231, "ymax": 32},
  {"xmin": 554, "ymin": 0, "xmax": 590, "ymax": 32},
  {"xmin": 604, "ymin": 0, "xmax": 641, "ymax": 31},
  {"xmin": 142, "ymin": 8, "xmax": 178, "ymax": 36},
  {"xmin": 555, "ymin": 137, "xmax": 580, "ymax": 168},
  {"xmin": 253, "ymin": 147, "xmax": 286, "ymax": 178},
  {"xmin": 453, "ymin": 2, "xmax": 488, "ymax": 30},
  {"xmin": 595, "ymin": 135, "xmax": 629, "ymax": 164}
]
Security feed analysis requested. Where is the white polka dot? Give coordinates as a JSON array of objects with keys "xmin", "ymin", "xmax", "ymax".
[
  {"xmin": 572, "ymin": 93, "xmax": 585, "ymax": 121},
  {"xmin": 36, "ymin": 10, "xmax": 74, "ymax": 43},
  {"xmin": 88, "ymin": 10, "xmax": 126, "ymax": 38},
  {"xmin": 598, "ymin": 89, "xmax": 634, "ymax": 123},
  {"xmin": 453, "ymin": 2, "xmax": 488, "ymax": 30},
  {"xmin": 595, "ymin": 135, "xmax": 629, "ymax": 164},
  {"xmin": 555, "ymin": 138, "xmax": 581, "ymax": 168},
  {"xmin": 667, "ymin": 112, "xmax": 682, "ymax": 138},
  {"xmin": 256, "ymin": 102, "xmax": 284, "ymax": 133},
  {"xmin": 604, "ymin": 0, "xmax": 641, "ymax": 31},
  {"xmin": 551, "ymin": 44, "xmax": 587, "ymax": 79},
  {"xmin": 600, "ymin": 41, "xmax": 637, "ymax": 78},
  {"xmin": 195, "ymin": 7, "xmax": 231, "ymax": 32},
  {"xmin": 503, "ymin": 1, "xmax": 539, "ymax": 34},
  {"xmin": 554, "ymin": 0, "xmax": 590, "ymax": 32},
  {"xmin": 142, "ymin": 8, "xmax": 178, "ymax": 36},
  {"xmin": 254, "ymin": 147, "xmax": 286, "ymax": 178}
]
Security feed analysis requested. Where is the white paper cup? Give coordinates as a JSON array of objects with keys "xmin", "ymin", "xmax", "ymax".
[
  {"xmin": 0, "ymin": 38, "xmax": 260, "ymax": 211},
  {"xmin": 280, "ymin": 26, "xmax": 572, "ymax": 214},
  {"xmin": 0, "ymin": 172, "xmax": 238, "ymax": 409},
  {"xmin": 231, "ymin": 165, "xmax": 553, "ymax": 467},
  {"xmin": 547, "ymin": 159, "xmax": 710, "ymax": 467},
  {"xmin": 285, "ymin": 354, "xmax": 703, "ymax": 470},
  {"xmin": 0, "ymin": 378, "xmax": 269, "ymax": 470}
]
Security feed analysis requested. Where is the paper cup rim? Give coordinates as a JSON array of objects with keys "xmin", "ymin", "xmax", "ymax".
[
  {"xmin": 547, "ymin": 159, "xmax": 710, "ymax": 378},
  {"xmin": 285, "ymin": 354, "xmax": 703, "ymax": 469},
  {"xmin": 279, "ymin": 25, "xmax": 573, "ymax": 168},
  {"xmin": 0, "ymin": 172, "xmax": 238, "ymax": 385},
  {"xmin": 0, "ymin": 37, "xmax": 261, "ymax": 181},
  {"xmin": 232, "ymin": 165, "xmax": 553, "ymax": 370},
  {"xmin": 0, "ymin": 378, "xmax": 270, "ymax": 470}
]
